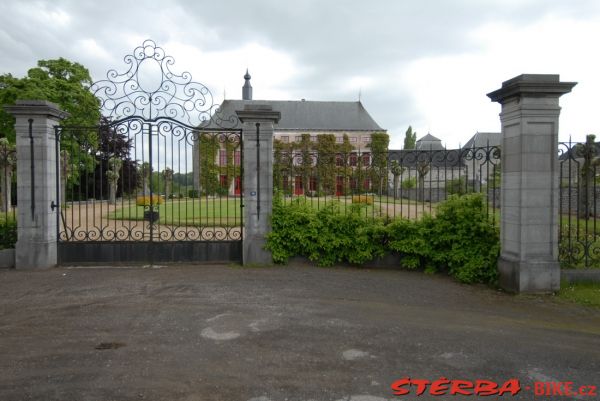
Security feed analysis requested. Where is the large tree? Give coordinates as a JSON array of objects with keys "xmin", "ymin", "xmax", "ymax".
[
  {"xmin": 0, "ymin": 58, "xmax": 101, "ymax": 143},
  {"xmin": 403, "ymin": 126, "xmax": 417, "ymax": 150}
]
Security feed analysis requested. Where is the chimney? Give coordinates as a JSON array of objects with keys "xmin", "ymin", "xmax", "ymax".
[{"xmin": 242, "ymin": 69, "xmax": 252, "ymax": 100}]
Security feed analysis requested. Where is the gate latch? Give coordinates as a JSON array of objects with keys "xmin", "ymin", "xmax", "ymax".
[{"xmin": 50, "ymin": 201, "xmax": 58, "ymax": 211}]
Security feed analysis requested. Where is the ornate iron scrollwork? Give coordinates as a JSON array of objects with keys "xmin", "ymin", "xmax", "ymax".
[{"xmin": 90, "ymin": 39, "xmax": 236, "ymax": 128}]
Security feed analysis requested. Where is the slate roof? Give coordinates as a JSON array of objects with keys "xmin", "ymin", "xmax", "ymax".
[
  {"xmin": 462, "ymin": 132, "xmax": 501, "ymax": 149},
  {"xmin": 415, "ymin": 133, "xmax": 444, "ymax": 151},
  {"xmin": 210, "ymin": 99, "xmax": 384, "ymax": 131}
]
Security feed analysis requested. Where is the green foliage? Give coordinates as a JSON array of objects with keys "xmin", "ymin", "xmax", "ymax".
[
  {"xmin": 198, "ymin": 133, "xmax": 220, "ymax": 195},
  {"xmin": 0, "ymin": 58, "xmax": 100, "ymax": 143},
  {"xmin": 0, "ymin": 217, "xmax": 17, "ymax": 250},
  {"xmin": 266, "ymin": 196, "xmax": 386, "ymax": 266},
  {"xmin": 388, "ymin": 194, "xmax": 499, "ymax": 284},
  {"xmin": 368, "ymin": 132, "xmax": 390, "ymax": 195},
  {"xmin": 427, "ymin": 194, "xmax": 500, "ymax": 284},
  {"xmin": 401, "ymin": 177, "xmax": 417, "ymax": 189},
  {"xmin": 403, "ymin": 126, "xmax": 417, "ymax": 150},
  {"xmin": 446, "ymin": 177, "xmax": 474, "ymax": 195},
  {"xmin": 315, "ymin": 134, "xmax": 337, "ymax": 195},
  {"xmin": 267, "ymin": 193, "xmax": 500, "ymax": 285}
]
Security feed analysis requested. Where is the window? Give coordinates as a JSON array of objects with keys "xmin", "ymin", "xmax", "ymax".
[
  {"xmin": 309, "ymin": 177, "xmax": 317, "ymax": 191},
  {"xmin": 362, "ymin": 153, "xmax": 370, "ymax": 166},
  {"xmin": 349, "ymin": 153, "xmax": 357, "ymax": 166},
  {"xmin": 234, "ymin": 151, "xmax": 241, "ymax": 165},
  {"xmin": 295, "ymin": 136, "xmax": 302, "ymax": 142},
  {"xmin": 219, "ymin": 149, "xmax": 227, "ymax": 166},
  {"xmin": 310, "ymin": 136, "xmax": 317, "ymax": 142},
  {"xmin": 336, "ymin": 156, "xmax": 344, "ymax": 167},
  {"xmin": 363, "ymin": 178, "xmax": 371, "ymax": 190},
  {"xmin": 336, "ymin": 136, "xmax": 343, "ymax": 143},
  {"xmin": 350, "ymin": 137, "xmax": 357, "ymax": 143},
  {"xmin": 281, "ymin": 136, "xmax": 289, "ymax": 143},
  {"xmin": 362, "ymin": 136, "xmax": 371, "ymax": 143}
]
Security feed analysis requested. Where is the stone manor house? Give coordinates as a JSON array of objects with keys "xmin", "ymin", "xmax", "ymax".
[{"xmin": 193, "ymin": 71, "xmax": 385, "ymax": 196}]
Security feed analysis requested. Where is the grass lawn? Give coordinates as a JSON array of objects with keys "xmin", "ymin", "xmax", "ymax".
[
  {"xmin": 558, "ymin": 281, "xmax": 600, "ymax": 308},
  {"xmin": 111, "ymin": 198, "xmax": 243, "ymax": 226}
]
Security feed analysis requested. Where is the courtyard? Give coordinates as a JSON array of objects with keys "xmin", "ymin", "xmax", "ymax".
[{"xmin": 0, "ymin": 264, "xmax": 598, "ymax": 401}]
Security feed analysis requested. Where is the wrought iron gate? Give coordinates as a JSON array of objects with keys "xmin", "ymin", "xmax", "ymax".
[{"xmin": 55, "ymin": 40, "xmax": 243, "ymax": 264}]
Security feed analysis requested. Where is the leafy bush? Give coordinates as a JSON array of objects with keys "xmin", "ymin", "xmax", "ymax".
[
  {"xmin": 388, "ymin": 194, "xmax": 499, "ymax": 284},
  {"xmin": 446, "ymin": 177, "xmax": 474, "ymax": 195},
  {"xmin": 266, "ymin": 196, "xmax": 386, "ymax": 266},
  {"xmin": 0, "ymin": 219, "xmax": 17, "ymax": 250},
  {"xmin": 267, "ymin": 193, "xmax": 500, "ymax": 285},
  {"xmin": 188, "ymin": 189, "xmax": 199, "ymax": 198},
  {"xmin": 401, "ymin": 177, "xmax": 417, "ymax": 189}
]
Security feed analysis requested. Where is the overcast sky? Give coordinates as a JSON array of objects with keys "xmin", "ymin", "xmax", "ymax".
[{"xmin": 1, "ymin": 0, "xmax": 599, "ymax": 148}]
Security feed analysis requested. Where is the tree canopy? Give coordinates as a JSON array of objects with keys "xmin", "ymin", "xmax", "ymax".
[
  {"xmin": 403, "ymin": 125, "xmax": 417, "ymax": 150},
  {"xmin": 0, "ymin": 58, "xmax": 100, "ymax": 142}
]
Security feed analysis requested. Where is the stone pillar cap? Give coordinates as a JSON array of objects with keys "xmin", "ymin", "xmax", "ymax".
[
  {"xmin": 4, "ymin": 99, "xmax": 71, "ymax": 119},
  {"xmin": 487, "ymin": 74, "xmax": 577, "ymax": 103},
  {"xmin": 236, "ymin": 105, "xmax": 281, "ymax": 123}
]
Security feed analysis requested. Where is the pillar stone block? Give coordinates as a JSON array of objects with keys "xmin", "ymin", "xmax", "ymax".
[
  {"xmin": 236, "ymin": 104, "xmax": 280, "ymax": 265},
  {"xmin": 4, "ymin": 100, "xmax": 69, "ymax": 269},
  {"xmin": 488, "ymin": 74, "xmax": 576, "ymax": 293}
]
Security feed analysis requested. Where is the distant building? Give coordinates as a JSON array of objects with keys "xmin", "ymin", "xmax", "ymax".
[{"xmin": 194, "ymin": 71, "xmax": 385, "ymax": 195}]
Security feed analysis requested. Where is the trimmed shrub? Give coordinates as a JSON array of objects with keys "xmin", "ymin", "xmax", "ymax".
[
  {"xmin": 352, "ymin": 195, "xmax": 374, "ymax": 205},
  {"xmin": 266, "ymin": 197, "xmax": 386, "ymax": 266},
  {"xmin": 136, "ymin": 195, "xmax": 164, "ymax": 206}
]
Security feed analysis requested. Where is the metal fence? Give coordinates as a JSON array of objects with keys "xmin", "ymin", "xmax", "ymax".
[
  {"xmin": 274, "ymin": 145, "xmax": 501, "ymax": 222},
  {"xmin": 56, "ymin": 122, "xmax": 243, "ymax": 243},
  {"xmin": 559, "ymin": 138, "xmax": 600, "ymax": 268},
  {"xmin": 0, "ymin": 139, "xmax": 17, "ymax": 250}
]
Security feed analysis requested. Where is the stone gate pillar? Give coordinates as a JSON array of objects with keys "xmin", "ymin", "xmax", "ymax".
[
  {"xmin": 487, "ymin": 75, "xmax": 576, "ymax": 293},
  {"xmin": 236, "ymin": 104, "xmax": 281, "ymax": 265},
  {"xmin": 4, "ymin": 100, "xmax": 69, "ymax": 269}
]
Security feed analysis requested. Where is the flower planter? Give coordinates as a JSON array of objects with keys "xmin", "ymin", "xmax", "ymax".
[{"xmin": 144, "ymin": 210, "xmax": 160, "ymax": 223}]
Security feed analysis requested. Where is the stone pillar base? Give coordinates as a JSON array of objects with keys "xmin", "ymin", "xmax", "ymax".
[
  {"xmin": 498, "ymin": 257, "xmax": 560, "ymax": 293},
  {"xmin": 243, "ymin": 233, "xmax": 272, "ymax": 265},
  {"xmin": 15, "ymin": 240, "xmax": 57, "ymax": 269}
]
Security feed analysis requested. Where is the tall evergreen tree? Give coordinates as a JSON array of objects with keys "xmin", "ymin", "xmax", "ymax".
[{"xmin": 403, "ymin": 126, "xmax": 417, "ymax": 150}]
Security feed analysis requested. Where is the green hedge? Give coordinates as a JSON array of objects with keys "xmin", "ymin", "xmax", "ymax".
[
  {"xmin": 0, "ymin": 219, "xmax": 17, "ymax": 250},
  {"xmin": 266, "ymin": 193, "xmax": 500, "ymax": 285}
]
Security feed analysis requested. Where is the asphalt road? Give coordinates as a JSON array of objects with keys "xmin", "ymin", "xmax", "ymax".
[{"xmin": 0, "ymin": 264, "xmax": 598, "ymax": 401}]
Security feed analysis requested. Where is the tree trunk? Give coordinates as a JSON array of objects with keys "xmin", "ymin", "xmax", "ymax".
[{"xmin": 109, "ymin": 182, "xmax": 117, "ymax": 204}]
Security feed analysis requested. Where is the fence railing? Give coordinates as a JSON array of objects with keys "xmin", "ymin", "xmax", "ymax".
[
  {"xmin": 274, "ymin": 145, "xmax": 501, "ymax": 222},
  {"xmin": 559, "ymin": 139, "xmax": 600, "ymax": 268},
  {"xmin": 0, "ymin": 139, "xmax": 17, "ymax": 250}
]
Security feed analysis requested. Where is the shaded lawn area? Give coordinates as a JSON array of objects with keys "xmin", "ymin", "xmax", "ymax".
[{"xmin": 111, "ymin": 198, "xmax": 243, "ymax": 227}]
